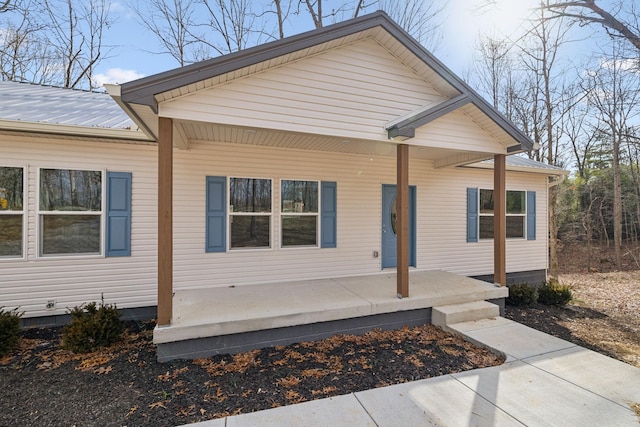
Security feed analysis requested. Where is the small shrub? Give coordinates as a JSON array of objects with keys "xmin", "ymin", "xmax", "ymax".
[
  {"xmin": 507, "ymin": 283, "xmax": 538, "ymax": 306},
  {"xmin": 537, "ymin": 282, "xmax": 573, "ymax": 306},
  {"xmin": 62, "ymin": 299, "xmax": 124, "ymax": 353},
  {"xmin": 0, "ymin": 307, "xmax": 22, "ymax": 357}
]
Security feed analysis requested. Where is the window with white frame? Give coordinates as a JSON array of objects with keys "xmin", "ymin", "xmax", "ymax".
[
  {"xmin": 39, "ymin": 168, "xmax": 102, "ymax": 256},
  {"xmin": 229, "ymin": 177, "xmax": 272, "ymax": 249},
  {"xmin": 479, "ymin": 189, "xmax": 526, "ymax": 239},
  {"xmin": 281, "ymin": 180, "xmax": 318, "ymax": 247},
  {"xmin": 0, "ymin": 166, "xmax": 25, "ymax": 258}
]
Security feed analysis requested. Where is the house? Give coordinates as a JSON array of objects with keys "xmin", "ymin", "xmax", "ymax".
[{"xmin": 0, "ymin": 12, "xmax": 566, "ymax": 359}]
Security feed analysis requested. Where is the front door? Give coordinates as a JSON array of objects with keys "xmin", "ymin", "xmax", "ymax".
[{"xmin": 381, "ymin": 184, "xmax": 416, "ymax": 269}]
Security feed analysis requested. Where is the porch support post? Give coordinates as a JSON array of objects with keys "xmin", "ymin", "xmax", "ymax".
[
  {"xmin": 494, "ymin": 154, "xmax": 506, "ymax": 286},
  {"xmin": 158, "ymin": 117, "xmax": 173, "ymax": 326},
  {"xmin": 397, "ymin": 143, "xmax": 409, "ymax": 298}
]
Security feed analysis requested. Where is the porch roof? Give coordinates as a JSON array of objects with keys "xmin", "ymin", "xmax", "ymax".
[{"xmin": 112, "ymin": 11, "xmax": 534, "ymax": 155}]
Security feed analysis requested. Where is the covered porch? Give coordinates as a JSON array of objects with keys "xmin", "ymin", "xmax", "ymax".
[
  {"xmin": 109, "ymin": 12, "xmax": 536, "ymax": 361},
  {"xmin": 154, "ymin": 270, "xmax": 508, "ymax": 361}
]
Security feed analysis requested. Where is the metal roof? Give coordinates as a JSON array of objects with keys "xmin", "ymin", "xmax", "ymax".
[{"xmin": 0, "ymin": 81, "xmax": 136, "ymax": 130}]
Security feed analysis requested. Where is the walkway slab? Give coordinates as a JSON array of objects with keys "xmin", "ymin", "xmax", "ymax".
[
  {"xmin": 355, "ymin": 374, "xmax": 523, "ymax": 426},
  {"xmin": 453, "ymin": 360, "xmax": 640, "ymax": 426},
  {"xmin": 226, "ymin": 394, "xmax": 375, "ymax": 427},
  {"xmin": 448, "ymin": 318, "xmax": 576, "ymax": 360},
  {"xmin": 524, "ymin": 346, "xmax": 640, "ymax": 408}
]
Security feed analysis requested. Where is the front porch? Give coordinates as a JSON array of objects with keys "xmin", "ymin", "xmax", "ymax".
[{"xmin": 154, "ymin": 270, "xmax": 508, "ymax": 361}]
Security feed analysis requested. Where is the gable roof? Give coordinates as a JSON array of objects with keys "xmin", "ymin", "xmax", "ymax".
[
  {"xmin": 0, "ymin": 81, "xmax": 148, "ymax": 141},
  {"xmin": 116, "ymin": 11, "xmax": 534, "ymax": 152}
]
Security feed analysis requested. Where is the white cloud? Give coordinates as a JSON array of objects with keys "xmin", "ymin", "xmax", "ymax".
[{"xmin": 92, "ymin": 68, "xmax": 145, "ymax": 87}]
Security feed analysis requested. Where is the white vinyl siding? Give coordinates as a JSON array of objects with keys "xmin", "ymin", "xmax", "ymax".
[
  {"xmin": 160, "ymin": 39, "xmax": 505, "ymax": 154},
  {"xmin": 0, "ymin": 135, "xmax": 157, "ymax": 318},
  {"xmin": 171, "ymin": 141, "xmax": 549, "ymax": 290},
  {"xmin": 2, "ymin": 135, "xmax": 548, "ymax": 319},
  {"xmin": 160, "ymin": 39, "xmax": 442, "ymax": 141}
]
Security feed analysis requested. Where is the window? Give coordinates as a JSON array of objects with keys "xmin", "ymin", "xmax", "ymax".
[
  {"xmin": 281, "ymin": 180, "xmax": 318, "ymax": 247},
  {"xmin": 479, "ymin": 189, "xmax": 526, "ymax": 239},
  {"xmin": 229, "ymin": 178, "xmax": 271, "ymax": 249},
  {"xmin": 0, "ymin": 166, "xmax": 25, "ymax": 258},
  {"xmin": 39, "ymin": 169, "xmax": 102, "ymax": 256}
]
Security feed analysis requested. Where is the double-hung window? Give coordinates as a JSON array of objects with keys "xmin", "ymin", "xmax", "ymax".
[
  {"xmin": 229, "ymin": 178, "xmax": 272, "ymax": 249},
  {"xmin": 281, "ymin": 180, "xmax": 318, "ymax": 247},
  {"xmin": 39, "ymin": 168, "xmax": 103, "ymax": 256},
  {"xmin": 479, "ymin": 189, "xmax": 526, "ymax": 239},
  {"xmin": 0, "ymin": 166, "xmax": 25, "ymax": 258}
]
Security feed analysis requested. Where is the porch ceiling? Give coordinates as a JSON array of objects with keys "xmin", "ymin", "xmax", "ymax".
[{"xmin": 175, "ymin": 120, "xmax": 492, "ymax": 163}]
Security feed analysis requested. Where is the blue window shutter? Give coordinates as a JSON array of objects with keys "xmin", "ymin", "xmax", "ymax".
[
  {"xmin": 321, "ymin": 181, "xmax": 337, "ymax": 248},
  {"xmin": 206, "ymin": 176, "xmax": 226, "ymax": 252},
  {"xmin": 527, "ymin": 191, "xmax": 536, "ymax": 240},
  {"xmin": 467, "ymin": 188, "xmax": 478, "ymax": 243},
  {"xmin": 106, "ymin": 171, "xmax": 132, "ymax": 257}
]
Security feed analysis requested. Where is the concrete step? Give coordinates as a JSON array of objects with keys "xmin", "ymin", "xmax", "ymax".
[{"xmin": 432, "ymin": 301, "xmax": 499, "ymax": 328}]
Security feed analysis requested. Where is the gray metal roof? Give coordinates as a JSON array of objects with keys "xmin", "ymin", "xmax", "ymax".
[{"xmin": 0, "ymin": 81, "xmax": 136, "ymax": 129}]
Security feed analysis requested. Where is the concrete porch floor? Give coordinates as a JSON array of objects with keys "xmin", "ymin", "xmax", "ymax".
[{"xmin": 154, "ymin": 270, "xmax": 508, "ymax": 360}]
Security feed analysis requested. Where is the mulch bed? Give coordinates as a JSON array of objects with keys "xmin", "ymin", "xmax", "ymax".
[
  {"xmin": 0, "ymin": 322, "xmax": 503, "ymax": 426},
  {"xmin": 504, "ymin": 303, "xmax": 622, "ymax": 360}
]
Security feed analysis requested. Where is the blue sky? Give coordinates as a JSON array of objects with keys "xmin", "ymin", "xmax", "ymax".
[{"xmin": 93, "ymin": 0, "xmax": 596, "ymax": 87}]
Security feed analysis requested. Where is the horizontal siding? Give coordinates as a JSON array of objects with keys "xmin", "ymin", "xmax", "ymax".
[
  {"xmin": 413, "ymin": 110, "xmax": 505, "ymax": 153},
  {"xmin": 420, "ymin": 167, "xmax": 548, "ymax": 276},
  {"xmin": 3, "ymin": 135, "xmax": 547, "ymax": 319},
  {"xmin": 160, "ymin": 39, "xmax": 447, "ymax": 142},
  {"xmin": 0, "ymin": 135, "xmax": 157, "ymax": 318},
  {"xmin": 171, "ymin": 141, "xmax": 548, "ymax": 290}
]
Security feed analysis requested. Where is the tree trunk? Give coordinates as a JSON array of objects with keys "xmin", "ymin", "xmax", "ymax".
[
  {"xmin": 548, "ymin": 184, "xmax": 559, "ymax": 279},
  {"xmin": 613, "ymin": 137, "xmax": 622, "ymax": 269}
]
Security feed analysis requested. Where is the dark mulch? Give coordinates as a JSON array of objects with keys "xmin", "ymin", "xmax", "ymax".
[
  {"xmin": 0, "ymin": 322, "xmax": 503, "ymax": 426},
  {"xmin": 504, "ymin": 303, "xmax": 621, "ymax": 360}
]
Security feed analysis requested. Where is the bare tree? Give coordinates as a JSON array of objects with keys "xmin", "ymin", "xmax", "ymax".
[
  {"xmin": 198, "ymin": 0, "xmax": 260, "ymax": 54},
  {"xmin": 0, "ymin": 0, "xmax": 51, "ymax": 83},
  {"xmin": 564, "ymin": 86, "xmax": 596, "ymax": 178},
  {"xmin": 375, "ymin": 0, "xmax": 444, "ymax": 51},
  {"xmin": 131, "ymin": 0, "xmax": 201, "ymax": 67},
  {"xmin": 272, "ymin": 0, "xmax": 288, "ymax": 39},
  {"xmin": 584, "ymin": 41, "xmax": 640, "ymax": 269},
  {"xmin": 507, "ymin": 3, "xmax": 574, "ymax": 279},
  {"xmin": 0, "ymin": 0, "xmax": 13, "ymax": 12},
  {"xmin": 0, "ymin": 0, "xmax": 111, "ymax": 88},
  {"xmin": 43, "ymin": 0, "xmax": 113, "ymax": 89},
  {"xmin": 472, "ymin": 36, "xmax": 512, "ymax": 109},
  {"xmin": 542, "ymin": 1, "xmax": 640, "ymax": 52}
]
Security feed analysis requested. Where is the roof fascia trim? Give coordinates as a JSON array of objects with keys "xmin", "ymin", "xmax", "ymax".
[
  {"xmin": 386, "ymin": 94, "xmax": 470, "ymax": 139},
  {"xmin": 0, "ymin": 119, "xmax": 151, "ymax": 141},
  {"xmin": 105, "ymin": 84, "xmax": 157, "ymax": 139}
]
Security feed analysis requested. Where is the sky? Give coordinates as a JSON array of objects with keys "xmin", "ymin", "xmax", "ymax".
[{"xmin": 92, "ymin": 0, "xmax": 547, "ymax": 88}]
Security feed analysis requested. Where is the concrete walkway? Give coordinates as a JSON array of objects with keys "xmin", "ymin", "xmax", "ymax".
[{"xmin": 182, "ymin": 317, "xmax": 640, "ymax": 426}]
